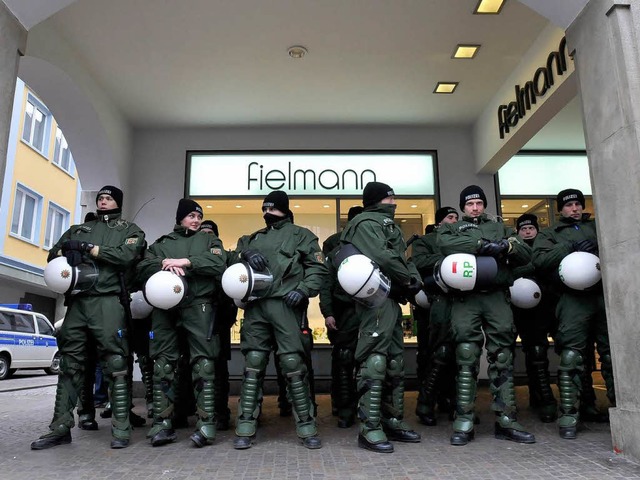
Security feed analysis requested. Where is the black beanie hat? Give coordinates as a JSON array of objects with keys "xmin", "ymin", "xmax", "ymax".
[
  {"xmin": 200, "ymin": 220, "xmax": 219, "ymax": 236},
  {"xmin": 262, "ymin": 190, "xmax": 290, "ymax": 215},
  {"xmin": 435, "ymin": 206, "xmax": 458, "ymax": 225},
  {"xmin": 96, "ymin": 185, "xmax": 123, "ymax": 209},
  {"xmin": 347, "ymin": 206, "xmax": 364, "ymax": 221},
  {"xmin": 176, "ymin": 198, "xmax": 203, "ymax": 224},
  {"xmin": 459, "ymin": 185, "xmax": 487, "ymax": 210},
  {"xmin": 362, "ymin": 182, "xmax": 395, "ymax": 208},
  {"xmin": 556, "ymin": 188, "xmax": 585, "ymax": 211},
  {"xmin": 516, "ymin": 213, "xmax": 539, "ymax": 232}
]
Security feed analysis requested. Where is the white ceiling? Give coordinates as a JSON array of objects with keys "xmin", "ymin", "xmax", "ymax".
[{"xmin": 3, "ymin": 0, "xmax": 586, "ymax": 149}]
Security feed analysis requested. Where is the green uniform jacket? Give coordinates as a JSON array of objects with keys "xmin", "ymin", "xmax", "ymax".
[
  {"xmin": 319, "ymin": 243, "xmax": 352, "ymax": 318},
  {"xmin": 339, "ymin": 204, "xmax": 419, "ymax": 288},
  {"xmin": 137, "ymin": 225, "xmax": 227, "ymax": 305},
  {"xmin": 233, "ymin": 218, "xmax": 327, "ymax": 298},
  {"xmin": 322, "ymin": 232, "xmax": 341, "ymax": 257},
  {"xmin": 437, "ymin": 213, "xmax": 531, "ymax": 288},
  {"xmin": 410, "ymin": 231, "xmax": 441, "ymax": 278},
  {"xmin": 48, "ymin": 212, "xmax": 145, "ymax": 295},
  {"xmin": 532, "ymin": 214, "xmax": 598, "ymax": 279}
]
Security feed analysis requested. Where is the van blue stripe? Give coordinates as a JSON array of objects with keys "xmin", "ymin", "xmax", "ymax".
[{"xmin": 0, "ymin": 333, "xmax": 57, "ymax": 347}]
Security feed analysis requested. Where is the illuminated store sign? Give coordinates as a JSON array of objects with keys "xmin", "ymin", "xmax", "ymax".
[
  {"xmin": 498, "ymin": 37, "xmax": 571, "ymax": 139},
  {"xmin": 187, "ymin": 153, "xmax": 435, "ymax": 196}
]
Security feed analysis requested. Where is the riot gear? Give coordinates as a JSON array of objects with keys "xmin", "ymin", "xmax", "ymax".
[
  {"xmin": 509, "ymin": 278, "xmax": 542, "ymax": 309},
  {"xmin": 144, "ymin": 271, "xmax": 187, "ymax": 309},
  {"xmin": 337, "ymin": 254, "xmax": 391, "ymax": 308},
  {"xmin": 221, "ymin": 262, "xmax": 273, "ymax": 303},
  {"xmin": 559, "ymin": 252, "xmax": 601, "ymax": 290},
  {"xmin": 44, "ymin": 257, "xmax": 98, "ymax": 295}
]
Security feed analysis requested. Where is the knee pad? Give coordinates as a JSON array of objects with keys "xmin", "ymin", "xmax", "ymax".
[
  {"xmin": 193, "ymin": 357, "xmax": 216, "ymax": 381},
  {"xmin": 559, "ymin": 349, "xmax": 583, "ymax": 371},
  {"xmin": 106, "ymin": 354, "xmax": 128, "ymax": 377},
  {"xmin": 491, "ymin": 348, "xmax": 513, "ymax": 371},
  {"xmin": 244, "ymin": 350, "xmax": 268, "ymax": 371},
  {"xmin": 456, "ymin": 343, "xmax": 481, "ymax": 367},
  {"xmin": 387, "ymin": 355, "xmax": 404, "ymax": 378},
  {"xmin": 361, "ymin": 354, "xmax": 386, "ymax": 381},
  {"xmin": 279, "ymin": 353, "xmax": 304, "ymax": 375},
  {"xmin": 433, "ymin": 345, "xmax": 453, "ymax": 364},
  {"xmin": 153, "ymin": 357, "xmax": 175, "ymax": 381}
]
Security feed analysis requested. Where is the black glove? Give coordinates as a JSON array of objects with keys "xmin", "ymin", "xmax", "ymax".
[
  {"xmin": 477, "ymin": 239, "xmax": 509, "ymax": 257},
  {"xmin": 572, "ymin": 239, "xmax": 597, "ymax": 254},
  {"xmin": 62, "ymin": 240, "xmax": 95, "ymax": 253},
  {"xmin": 241, "ymin": 249, "xmax": 268, "ymax": 271},
  {"xmin": 64, "ymin": 250, "xmax": 83, "ymax": 267},
  {"xmin": 283, "ymin": 289, "xmax": 307, "ymax": 308},
  {"xmin": 405, "ymin": 277, "xmax": 423, "ymax": 296}
]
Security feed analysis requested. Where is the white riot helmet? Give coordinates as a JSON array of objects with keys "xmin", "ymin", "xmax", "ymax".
[
  {"xmin": 337, "ymin": 254, "xmax": 391, "ymax": 308},
  {"xmin": 44, "ymin": 257, "xmax": 99, "ymax": 295},
  {"xmin": 54, "ymin": 318, "xmax": 64, "ymax": 330},
  {"xmin": 434, "ymin": 254, "xmax": 498, "ymax": 292},
  {"xmin": 509, "ymin": 278, "xmax": 542, "ymax": 309},
  {"xmin": 559, "ymin": 252, "xmax": 601, "ymax": 290},
  {"xmin": 221, "ymin": 262, "xmax": 273, "ymax": 303},
  {"xmin": 130, "ymin": 290, "xmax": 154, "ymax": 319},
  {"xmin": 414, "ymin": 290, "xmax": 430, "ymax": 309},
  {"xmin": 144, "ymin": 271, "xmax": 187, "ymax": 310}
]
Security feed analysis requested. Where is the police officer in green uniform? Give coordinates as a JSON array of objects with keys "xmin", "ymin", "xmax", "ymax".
[
  {"xmin": 232, "ymin": 190, "xmax": 327, "ymax": 450},
  {"xmin": 412, "ymin": 206, "xmax": 459, "ymax": 426},
  {"xmin": 137, "ymin": 199, "xmax": 227, "ymax": 448},
  {"xmin": 320, "ymin": 206, "xmax": 363, "ymax": 428},
  {"xmin": 438, "ymin": 185, "xmax": 535, "ymax": 446},
  {"xmin": 340, "ymin": 182, "xmax": 422, "ymax": 453},
  {"xmin": 200, "ymin": 219, "xmax": 237, "ymax": 430},
  {"xmin": 532, "ymin": 188, "xmax": 615, "ymax": 439},
  {"xmin": 511, "ymin": 214, "xmax": 558, "ymax": 423},
  {"xmin": 31, "ymin": 186, "xmax": 145, "ymax": 450}
]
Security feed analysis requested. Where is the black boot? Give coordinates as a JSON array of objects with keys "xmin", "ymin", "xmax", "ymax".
[
  {"xmin": 358, "ymin": 434, "xmax": 394, "ymax": 453},
  {"xmin": 150, "ymin": 428, "xmax": 177, "ymax": 447},
  {"xmin": 301, "ymin": 435, "xmax": 322, "ymax": 449},
  {"xmin": 494, "ymin": 422, "xmax": 536, "ymax": 443},
  {"xmin": 450, "ymin": 429, "xmax": 474, "ymax": 446},
  {"xmin": 233, "ymin": 436, "xmax": 254, "ymax": 450},
  {"xmin": 31, "ymin": 431, "xmax": 72, "ymax": 450}
]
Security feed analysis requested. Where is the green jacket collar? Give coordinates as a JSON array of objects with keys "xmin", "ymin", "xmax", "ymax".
[
  {"xmin": 364, "ymin": 203, "xmax": 396, "ymax": 219},
  {"xmin": 173, "ymin": 224, "xmax": 198, "ymax": 237},
  {"xmin": 461, "ymin": 213, "xmax": 490, "ymax": 224},
  {"xmin": 555, "ymin": 213, "xmax": 592, "ymax": 230}
]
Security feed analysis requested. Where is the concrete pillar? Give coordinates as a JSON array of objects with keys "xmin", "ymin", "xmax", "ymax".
[
  {"xmin": 0, "ymin": 4, "xmax": 27, "ymax": 198},
  {"xmin": 566, "ymin": 0, "xmax": 640, "ymax": 460}
]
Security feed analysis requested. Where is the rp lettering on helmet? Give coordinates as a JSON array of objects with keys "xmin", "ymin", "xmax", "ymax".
[{"xmin": 450, "ymin": 260, "xmax": 475, "ymax": 278}]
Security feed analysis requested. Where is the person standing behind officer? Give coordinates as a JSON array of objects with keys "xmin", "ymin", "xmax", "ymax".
[
  {"xmin": 31, "ymin": 186, "xmax": 145, "ymax": 450},
  {"xmin": 200, "ymin": 219, "xmax": 237, "ymax": 430},
  {"xmin": 412, "ymin": 206, "xmax": 458, "ymax": 427},
  {"xmin": 340, "ymin": 181, "xmax": 422, "ymax": 453},
  {"xmin": 320, "ymin": 206, "xmax": 363, "ymax": 428},
  {"xmin": 438, "ymin": 185, "xmax": 535, "ymax": 446},
  {"xmin": 137, "ymin": 199, "xmax": 227, "ymax": 448},
  {"xmin": 511, "ymin": 214, "xmax": 558, "ymax": 423},
  {"xmin": 532, "ymin": 189, "xmax": 614, "ymax": 439},
  {"xmin": 232, "ymin": 190, "xmax": 327, "ymax": 450}
]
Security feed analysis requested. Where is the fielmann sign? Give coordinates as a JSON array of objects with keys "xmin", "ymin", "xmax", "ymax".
[{"xmin": 187, "ymin": 152, "xmax": 435, "ymax": 196}]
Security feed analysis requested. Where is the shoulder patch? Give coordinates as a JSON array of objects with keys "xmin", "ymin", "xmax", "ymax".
[
  {"xmin": 211, "ymin": 247, "xmax": 222, "ymax": 255},
  {"xmin": 314, "ymin": 252, "xmax": 325, "ymax": 263},
  {"xmin": 79, "ymin": 225, "xmax": 92, "ymax": 232},
  {"xmin": 125, "ymin": 237, "xmax": 139, "ymax": 245},
  {"xmin": 458, "ymin": 224, "xmax": 479, "ymax": 232}
]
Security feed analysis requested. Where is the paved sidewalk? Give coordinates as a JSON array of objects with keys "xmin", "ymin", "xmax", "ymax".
[{"xmin": 1, "ymin": 384, "xmax": 639, "ymax": 480}]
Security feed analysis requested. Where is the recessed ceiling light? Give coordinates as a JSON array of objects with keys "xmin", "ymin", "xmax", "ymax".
[
  {"xmin": 501, "ymin": 205, "xmax": 505, "ymax": 208},
  {"xmin": 323, "ymin": 205, "xmax": 330, "ymax": 208},
  {"xmin": 206, "ymin": 205, "xmax": 212, "ymax": 209},
  {"xmin": 433, "ymin": 82, "xmax": 459, "ymax": 94},
  {"xmin": 401, "ymin": 219, "xmax": 407, "ymax": 223},
  {"xmin": 294, "ymin": 205, "xmax": 300, "ymax": 208},
  {"xmin": 474, "ymin": 0, "xmax": 505, "ymax": 14},
  {"xmin": 287, "ymin": 45, "xmax": 308, "ymax": 59},
  {"xmin": 545, "ymin": 204, "xmax": 549, "ymax": 208},
  {"xmin": 521, "ymin": 204, "xmax": 529, "ymax": 208},
  {"xmin": 235, "ymin": 205, "xmax": 242, "ymax": 208},
  {"xmin": 453, "ymin": 44, "xmax": 481, "ymax": 59},
  {"xmin": 410, "ymin": 204, "xmax": 418, "ymax": 208}
]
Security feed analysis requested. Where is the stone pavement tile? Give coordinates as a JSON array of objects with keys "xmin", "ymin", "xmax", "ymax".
[{"xmin": 2, "ymin": 384, "xmax": 640, "ymax": 479}]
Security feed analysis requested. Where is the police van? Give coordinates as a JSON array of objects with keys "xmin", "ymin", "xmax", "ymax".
[{"xmin": 0, "ymin": 304, "xmax": 60, "ymax": 380}]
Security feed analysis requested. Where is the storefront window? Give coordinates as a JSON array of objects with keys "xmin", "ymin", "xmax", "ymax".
[{"xmin": 187, "ymin": 151, "xmax": 438, "ymax": 345}]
